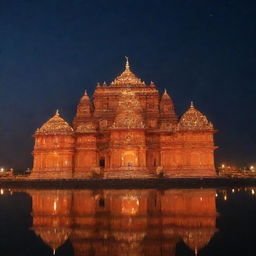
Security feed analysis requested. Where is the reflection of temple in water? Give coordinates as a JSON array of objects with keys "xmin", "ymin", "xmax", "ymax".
[{"xmin": 27, "ymin": 189, "xmax": 217, "ymax": 256}]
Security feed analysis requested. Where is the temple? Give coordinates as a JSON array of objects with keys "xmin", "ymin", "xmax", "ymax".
[{"xmin": 32, "ymin": 58, "xmax": 217, "ymax": 179}]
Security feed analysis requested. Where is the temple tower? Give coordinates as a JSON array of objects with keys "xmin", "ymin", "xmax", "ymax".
[
  {"xmin": 73, "ymin": 90, "xmax": 92, "ymax": 129},
  {"xmin": 161, "ymin": 102, "xmax": 216, "ymax": 177},
  {"xmin": 159, "ymin": 89, "xmax": 177, "ymax": 128},
  {"xmin": 32, "ymin": 110, "xmax": 75, "ymax": 179},
  {"xmin": 177, "ymin": 102, "xmax": 216, "ymax": 176},
  {"xmin": 106, "ymin": 89, "xmax": 149, "ymax": 178}
]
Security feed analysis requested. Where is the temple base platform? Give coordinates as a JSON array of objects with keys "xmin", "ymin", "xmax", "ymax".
[
  {"xmin": 103, "ymin": 167, "xmax": 156, "ymax": 179},
  {"xmin": 163, "ymin": 169, "xmax": 216, "ymax": 178}
]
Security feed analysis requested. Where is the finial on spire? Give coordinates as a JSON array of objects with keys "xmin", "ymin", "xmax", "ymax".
[
  {"xmin": 194, "ymin": 248, "xmax": 198, "ymax": 256},
  {"xmin": 125, "ymin": 56, "xmax": 130, "ymax": 69},
  {"xmin": 84, "ymin": 90, "xmax": 87, "ymax": 95},
  {"xmin": 55, "ymin": 109, "xmax": 59, "ymax": 116},
  {"xmin": 164, "ymin": 88, "xmax": 167, "ymax": 94},
  {"xmin": 190, "ymin": 101, "xmax": 194, "ymax": 108}
]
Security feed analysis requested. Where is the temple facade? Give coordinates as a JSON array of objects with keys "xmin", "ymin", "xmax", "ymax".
[{"xmin": 32, "ymin": 58, "xmax": 217, "ymax": 179}]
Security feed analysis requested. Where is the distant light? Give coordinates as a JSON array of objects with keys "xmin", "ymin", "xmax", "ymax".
[
  {"xmin": 200, "ymin": 197, "xmax": 203, "ymax": 201},
  {"xmin": 252, "ymin": 189, "xmax": 255, "ymax": 195},
  {"xmin": 0, "ymin": 189, "xmax": 4, "ymax": 195},
  {"xmin": 0, "ymin": 168, "xmax": 4, "ymax": 172},
  {"xmin": 232, "ymin": 189, "xmax": 235, "ymax": 193},
  {"xmin": 215, "ymin": 193, "xmax": 218, "ymax": 197},
  {"xmin": 53, "ymin": 200, "xmax": 57, "ymax": 211},
  {"xmin": 250, "ymin": 166, "xmax": 255, "ymax": 171},
  {"xmin": 224, "ymin": 195, "xmax": 227, "ymax": 201},
  {"xmin": 221, "ymin": 164, "xmax": 225, "ymax": 168}
]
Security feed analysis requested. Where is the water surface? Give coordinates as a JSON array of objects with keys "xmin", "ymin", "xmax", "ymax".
[{"xmin": 0, "ymin": 187, "xmax": 255, "ymax": 256}]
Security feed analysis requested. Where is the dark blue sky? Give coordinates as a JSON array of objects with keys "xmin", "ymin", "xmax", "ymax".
[{"xmin": 0, "ymin": 0, "xmax": 255, "ymax": 169}]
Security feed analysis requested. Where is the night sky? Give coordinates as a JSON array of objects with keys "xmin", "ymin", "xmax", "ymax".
[{"xmin": 0, "ymin": 0, "xmax": 255, "ymax": 170}]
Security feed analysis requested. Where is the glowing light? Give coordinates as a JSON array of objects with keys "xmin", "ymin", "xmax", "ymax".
[
  {"xmin": 0, "ymin": 189, "xmax": 4, "ymax": 195},
  {"xmin": 200, "ymin": 197, "xmax": 203, "ymax": 201},
  {"xmin": 232, "ymin": 189, "xmax": 235, "ymax": 193},
  {"xmin": 224, "ymin": 195, "xmax": 227, "ymax": 201},
  {"xmin": 53, "ymin": 200, "xmax": 57, "ymax": 211},
  {"xmin": 221, "ymin": 164, "xmax": 225, "ymax": 168},
  {"xmin": 250, "ymin": 166, "xmax": 255, "ymax": 171},
  {"xmin": 252, "ymin": 189, "xmax": 255, "ymax": 195},
  {"xmin": 0, "ymin": 168, "xmax": 4, "ymax": 172},
  {"xmin": 215, "ymin": 193, "xmax": 218, "ymax": 197}
]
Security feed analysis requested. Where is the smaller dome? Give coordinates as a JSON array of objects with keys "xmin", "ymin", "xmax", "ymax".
[
  {"xmin": 76, "ymin": 121, "xmax": 97, "ymax": 133},
  {"xmin": 34, "ymin": 227, "xmax": 71, "ymax": 252},
  {"xmin": 36, "ymin": 110, "xmax": 73, "ymax": 135},
  {"xmin": 178, "ymin": 102, "xmax": 213, "ymax": 131},
  {"xmin": 182, "ymin": 228, "xmax": 216, "ymax": 251}
]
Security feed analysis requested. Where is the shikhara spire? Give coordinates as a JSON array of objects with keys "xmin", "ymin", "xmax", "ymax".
[
  {"xmin": 110, "ymin": 57, "xmax": 146, "ymax": 87},
  {"xmin": 125, "ymin": 56, "xmax": 130, "ymax": 69}
]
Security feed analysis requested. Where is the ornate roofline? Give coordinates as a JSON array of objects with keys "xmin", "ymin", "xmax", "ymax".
[
  {"xmin": 110, "ymin": 57, "xmax": 146, "ymax": 88},
  {"xmin": 35, "ymin": 110, "xmax": 74, "ymax": 135}
]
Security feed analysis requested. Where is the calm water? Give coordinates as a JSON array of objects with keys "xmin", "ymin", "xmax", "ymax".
[{"xmin": 0, "ymin": 187, "xmax": 256, "ymax": 256}]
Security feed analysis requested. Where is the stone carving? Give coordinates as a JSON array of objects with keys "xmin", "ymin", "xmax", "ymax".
[
  {"xmin": 76, "ymin": 121, "xmax": 97, "ymax": 133},
  {"xmin": 112, "ymin": 89, "xmax": 145, "ymax": 129}
]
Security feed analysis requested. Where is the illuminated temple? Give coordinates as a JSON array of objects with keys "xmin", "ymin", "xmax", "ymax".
[{"xmin": 32, "ymin": 58, "xmax": 217, "ymax": 179}]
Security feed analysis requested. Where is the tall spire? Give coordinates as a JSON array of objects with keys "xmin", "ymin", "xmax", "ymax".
[
  {"xmin": 110, "ymin": 57, "xmax": 145, "ymax": 87},
  {"xmin": 125, "ymin": 56, "xmax": 130, "ymax": 70},
  {"xmin": 55, "ymin": 109, "xmax": 59, "ymax": 116}
]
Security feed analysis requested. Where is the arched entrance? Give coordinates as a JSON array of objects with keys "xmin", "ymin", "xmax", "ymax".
[{"xmin": 122, "ymin": 151, "xmax": 138, "ymax": 167}]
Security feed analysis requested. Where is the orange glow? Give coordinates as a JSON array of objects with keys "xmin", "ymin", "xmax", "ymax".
[{"xmin": 32, "ymin": 59, "xmax": 216, "ymax": 179}]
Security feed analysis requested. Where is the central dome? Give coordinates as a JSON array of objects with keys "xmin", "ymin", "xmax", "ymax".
[{"xmin": 110, "ymin": 57, "xmax": 146, "ymax": 87}]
